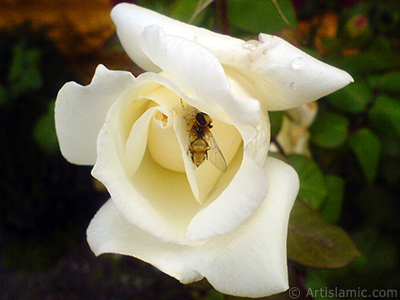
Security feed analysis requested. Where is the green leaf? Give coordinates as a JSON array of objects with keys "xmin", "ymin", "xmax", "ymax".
[
  {"xmin": 368, "ymin": 71, "xmax": 400, "ymax": 94},
  {"xmin": 269, "ymin": 110, "xmax": 284, "ymax": 137},
  {"xmin": 320, "ymin": 175, "xmax": 344, "ymax": 223},
  {"xmin": 188, "ymin": 0, "xmax": 214, "ymax": 23},
  {"xmin": 33, "ymin": 101, "xmax": 58, "ymax": 153},
  {"xmin": 288, "ymin": 200, "xmax": 361, "ymax": 269},
  {"xmin": 205, "ymin": 289, "xmax": 224, "ymax": 300},
  {"xmin": 270, "ymin": 0, "xmax": 292, "ymax": 27},
  {"xmin": 136, "ymin": 0, "xmax": 169, "ymax": 15},
  {"xmin": 8, "ymin": 41, "xmax": 43, "ymax": 97},
  {"xmin": 369, "ymin": 95, "xmax": 400, "ymax": 138},
  {"xmin": 310, "ymin": 112, "xmax": 349, "ymax": 149},
  {"xmin": 348, "ymin": 128, "xmax": 381, "ymax": 183},
  {"xmin": 287, "ymin": 154, "xmax": 327, "ymax": 210},
  {"xmin": 169, "ymin": 0, "xmax": 207, "ymax": 23},
  {"xmin": 326, "ymin": 81, "xmax": 371, "ymax": 114},
  {"xmin": 228, "ymin": 0, "xmax": 296, "ymax": 34}
]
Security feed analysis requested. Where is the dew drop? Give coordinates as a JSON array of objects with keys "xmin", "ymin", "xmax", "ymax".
[
  {"xmin": 292, "ymin": 57, "xmax": 305, "ymax": 70},
  {"xmin": 290, "ymin": 82, "xmax": 297, "ymax": 90}
]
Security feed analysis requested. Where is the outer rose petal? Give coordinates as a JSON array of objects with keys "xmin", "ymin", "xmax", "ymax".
[
  {"xmin": 140, "ymin": 25, "xmax": 260, "ymax": 126},
  {"xmin": 111, "ymin": 3, "xmax": 353, "ymax": 111},
  {"xmin": 55, "ymin": 65, "xmax": 135, "ymax": 164},
  {"xmin": 239, "ymin": 33, "xmax": 353, "ymax": 110},
  {"xmin": 87, "ymin": 157, "xmax": 299, "ymax": 298}
]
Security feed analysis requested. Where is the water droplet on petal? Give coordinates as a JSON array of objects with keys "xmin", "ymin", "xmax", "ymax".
[
  {"xmin": 290, "ymin": 82, "xmax": 297, "ymax": 90},
  {"xmin": 292, "ymin": 57, "xmax": 305, "ymax": 70}
]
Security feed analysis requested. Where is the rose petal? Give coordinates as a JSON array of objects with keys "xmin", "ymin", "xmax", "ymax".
[
  {"xmin": 187, "ymin": 109, "xmax": 270, "ymax": 240},
  {"xmin": 55, "ymin": 64, "xmax": 135, "ymax": 165},
  {"xmin": 187, "ymin": 154, "xmax": 268, "ymax": 241},
  {"xmin": 200, "ymin": 157, "xmax": 298, "ymax": 296},
  {"xmin": 91, "ymin": 77, "xmax": 201, "ymax": 244},
  {"xmin": 237, "ymin": 33, "xmax": 354, "ymax": 110},
  {"xmin": 140, "ymin": 25, "xmax": 260, "ymax": 126},
  {"xmin": 87, "ymin": 156, "xmax": 298, "ymax": 298},
  {"xmin": 124, "ymin": 107, "xmax": 160, "ymax": 177},
  {"xmin": 111, "ymin": 3, "xmax": 241, "ymax": 73},
  {"xmin": 87, "ymin": 199, "xmax": 205, "ymax": 284},
  {"xmin": 111, "ymin": 3, "xmax": 353, "ymax": 111}
]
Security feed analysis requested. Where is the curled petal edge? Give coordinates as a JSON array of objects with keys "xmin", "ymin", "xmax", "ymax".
[
  {"xmin": 55, "ymin": 65, "xmax": 135, "ymax": 165},
  {"xmin": 111, "ymin": 3, "xmax": 353, "ymax": 111}
]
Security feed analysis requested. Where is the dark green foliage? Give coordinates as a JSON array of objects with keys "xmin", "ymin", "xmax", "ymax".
[
  {"xmin": 0, "ymin": 24, "xmax": 96, "ymax": 269},
  {"xmin": 269, "ymin": 111, "xmax": 284, "ymax": 136},
  {"xmin": 310, "ymin": 111, "xmax": 349, "ymax": 149},
  {"xmin": 1, "ymin": 1, "xmax": 399, "ymax": 299},
  {"xmin": 327, "ymin": 80, "xmax": 371, "ymax": 114},
  {"xmin": 288, "ymin": 200, "xmax": 360, "ymax": 269},
  {"xmin": 292, "ymin": 0, "xmax": 400, "ymax": 296},
  {"xmin": 320, "ymin": 175, "xmax": 344, "ymax": 223},
  {"xmin": 348, "ymin": 128, "xmax": 381, "ymax": 183},
  {"xmin": 288, "ymin": 154, "xmax": 327, "ymax": 210},
  {"xmin": 228, "ymin": 0, "xmax": 297, "ymax": 34}
]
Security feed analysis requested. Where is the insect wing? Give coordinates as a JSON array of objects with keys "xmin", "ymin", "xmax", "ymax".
[
  {"xmin": 187, "ymin": 130, "xmax": 195, "ymax": 157},
  {"xmin": 207, "ymin": 131, "xmax": 228, "ymax": 173}
]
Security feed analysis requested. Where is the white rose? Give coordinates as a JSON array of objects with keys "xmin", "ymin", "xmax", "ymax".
[{"xmin": 55, "ymin": 4, "xmax": 353, "ymax": 298}]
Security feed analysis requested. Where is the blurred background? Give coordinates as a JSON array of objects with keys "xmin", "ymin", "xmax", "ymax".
[{"xmin": 0, "ymin": 0, "xmax": 399, "ymax": 299}]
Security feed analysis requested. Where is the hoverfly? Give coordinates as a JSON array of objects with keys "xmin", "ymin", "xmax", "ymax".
[{"xmin": 182, "ymin": 101, "xmax": 227, "ymax": 173}]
